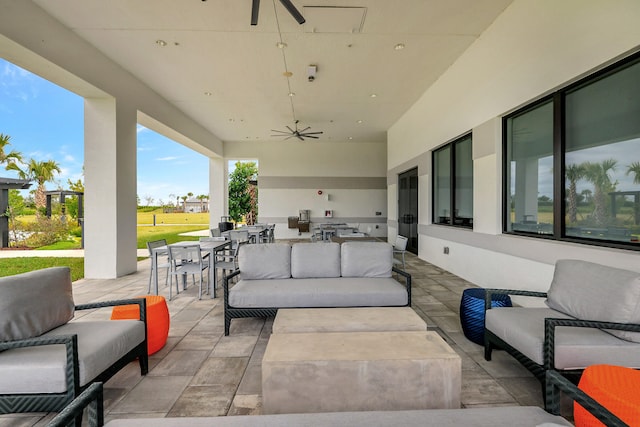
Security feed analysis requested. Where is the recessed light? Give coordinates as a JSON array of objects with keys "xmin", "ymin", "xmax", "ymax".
[
  {"xmin": 283, "ymin": 71, "xmax": 293, "ymax": 77},
  {"xmin": 348, "ymin": 136, "xmax": 353, "ymax": 140},
  {"xmin": 394, "ymin": 43, "xmax": 405, "ymax": 50},
  {"xmin": 356, "ymin": 120, "xmax": 363, "ymax": 124},
  {"xmin": 370, "ymin": 94, "xmax": 377, "ymax": 98},
  {"xmin": 155, "ymin": 40, "xmax": 167, "ymax": 47},
  {"xmin": 276, "ymin": 42, "xmax": 288, "ymax": 49},
  {"xmin": 288, "ymin": 92, "xmax": 295, "ymax": 97},
  {"xmin": 204, "ymin": 91, "xmax": 212, "ymax": 96}
]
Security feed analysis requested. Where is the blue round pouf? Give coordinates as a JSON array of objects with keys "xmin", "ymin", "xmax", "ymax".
[{"xmin": 460, "ymin": 288, "xmax": 512, "ymax": 345}]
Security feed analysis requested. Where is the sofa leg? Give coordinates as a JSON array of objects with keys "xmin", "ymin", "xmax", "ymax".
[
  {"xmin": 225, "ymin": 317, "xmax": 231, "ymax": 336},
  {"xmin": 139, "ymin": 353, "xmax": 149, "ymax": 375},
  {"xmin": 484, "ymin": 341, "xmax": 493, "ymax": 361}
]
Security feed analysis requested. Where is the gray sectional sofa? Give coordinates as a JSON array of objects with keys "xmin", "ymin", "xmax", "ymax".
[
  {"xmin": 223, "ymin": 242, "xmax": 411, "ymax": 335},
  {"xmin": 484, "ymin": 259, "xmax": 640, "ymax": 395},
  {"xmin": 47, "ymin": 371, "xmax": 628, "ymax": 426},
  {"xmin": 0, "ymin": 267, "xmax": 148, "ymax": 415}
]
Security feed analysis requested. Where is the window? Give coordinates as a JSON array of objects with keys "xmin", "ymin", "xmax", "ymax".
[
  {"xmin": 433, "ymin": 134, "xmax": 473, "ymax": 228},
  {"xmin": 504, "ymin": 52, "xmax": 640, "ymax": 248}
]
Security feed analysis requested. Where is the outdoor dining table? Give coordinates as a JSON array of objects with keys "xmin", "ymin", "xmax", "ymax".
[{"xmin": 151, "ymin": 239, "xmax": 231, "ymax": 299}]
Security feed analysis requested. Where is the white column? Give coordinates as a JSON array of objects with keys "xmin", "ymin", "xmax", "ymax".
[
  {"xmin": 209, "ymin": 157, "xmax": 227, "ymax": 229},
  {"xmin": 84, "ymin": 97, "xmax": 137, "ymax": 278}
]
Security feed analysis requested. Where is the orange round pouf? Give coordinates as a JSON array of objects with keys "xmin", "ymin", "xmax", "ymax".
[
  {"xmin": 574, "ymin": 364, "xmax": 640, "ymax": 426},
  {"xmin": 111, "ymin": 295, "xmax": 170, "ymax": 355}
]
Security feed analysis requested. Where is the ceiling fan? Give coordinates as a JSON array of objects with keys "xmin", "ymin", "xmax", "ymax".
[
  {"xmin": 251, "ymin": 0, "xmax": 305, "ymax": 25},
  {"xmin": 271, "ymin": 120, "xmax": 323, "ymax": 141}
]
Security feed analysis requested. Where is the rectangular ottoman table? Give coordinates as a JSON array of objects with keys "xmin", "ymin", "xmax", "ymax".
[
  {"xmin": 272, "ymin": 307, "xmax": 427, "ymax": 333},
  {"xmin": 262, "ymin": 331, "xmax": 461, "ymax": 414}
]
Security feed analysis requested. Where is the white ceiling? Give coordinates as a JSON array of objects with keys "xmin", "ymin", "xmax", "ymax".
[{"xmin": 33, "ymin": 0, "xmax": 513, "ymax": 143}]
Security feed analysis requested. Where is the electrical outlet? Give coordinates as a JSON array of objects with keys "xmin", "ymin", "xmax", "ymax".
[{"xmin": 443, "ymin": 247, "xmax": 449, "ymax": 254}]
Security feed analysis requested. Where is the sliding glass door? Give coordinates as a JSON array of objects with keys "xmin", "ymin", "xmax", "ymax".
[{"xmin": 398, "ymin": 168, "xmax": 418, "ymax": 254}]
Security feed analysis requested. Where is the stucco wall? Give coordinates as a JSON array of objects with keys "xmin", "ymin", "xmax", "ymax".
[
  {"xmin": 388, "ymin": 0, "xmax": 640, "ymax": 293},
  {"xmin": 224, "ymin": 140, "xmax": 388, "ymax": 238}
]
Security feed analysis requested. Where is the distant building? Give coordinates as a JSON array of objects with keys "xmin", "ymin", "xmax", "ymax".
[{"xmin": 184, "ymin": 197, "xmax": 209, "ymax": 213}]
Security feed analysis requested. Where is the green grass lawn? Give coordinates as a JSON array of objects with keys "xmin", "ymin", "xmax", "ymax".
[{"xmin": 0, "ymin": 257, "xmax": 84, "ymax": 281}]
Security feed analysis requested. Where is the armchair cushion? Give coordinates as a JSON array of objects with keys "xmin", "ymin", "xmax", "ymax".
[
  {"xmin": 238, "ymin": 243, "xmax": 291, "ymax": 279},
  {"xmin": 546, "ymin": 259, "xmax": 640, "ymax": 342},
  {"xmin": 0, "ymin": 267, "xmax": 75, "ymax": 341},
  {"xmin": 485, "ymin": 307, "xmax": 640, "ymax": 369},
  {"xmin": 0, "ymin": 320, "xmax": 145, "ymax": 394},
  {"xmin": 291, "ymin": 242, "xmax": 340, "ymax": 278}
]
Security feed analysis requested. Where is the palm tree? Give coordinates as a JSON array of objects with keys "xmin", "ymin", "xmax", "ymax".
[
  {"xmin": 12, "ymin": 159, "xmax": 61, "ymax": 215},
  {"xmin": 565, "ymin": 163, "xmax": 585, "ymax": 224},
  {"xmin": 197, "ymin": 194, "xmax": 208, "ymax": 213},
  {"xmin": 181, "ymin": 195, "xmax": 188, "ymax": 212},
  {"xmin": 583, "ymin": 159, "xmax": 617, "ymax": 226},
  {"xmin": 0, "ymin": 133, "xmax": 23, "ymax": 169},
  {"xmin": 627, "ymin": 161, "xmax": 640, "ymax": 184}
]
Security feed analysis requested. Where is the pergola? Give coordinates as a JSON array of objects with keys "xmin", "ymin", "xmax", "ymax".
[{"xmin": 0, "ymin": 177, "xmax": 32, "ymax": 248}]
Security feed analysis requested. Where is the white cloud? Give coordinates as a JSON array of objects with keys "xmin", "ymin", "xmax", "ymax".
[{"xmin": 156, "ymin": 156, "xmax": 179, "ymax": 161}]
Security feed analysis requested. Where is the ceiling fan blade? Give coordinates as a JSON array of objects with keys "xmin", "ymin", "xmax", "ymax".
[
  {"xmin": 304, "ymin": 135, "xmax": 320, "ymax": 139},
  {"xmin": 270, "ymin": 129, "xmax": 290, "ymax": 134},
  {"xmin": 251, "ymin": 0, "xmax": 260, "ymax": 25},
  {"xmin": 302, "ymin": 131, "xmax": 323, "ymax": 135},
  {"xmin": 286, "ymin": 125, "xmax": 295, "ymax": 133},
  {"xmin": 296, "ymin": 134, "xmax": 304, "ymax": 141},
  {"xmin": 279, "ymin": 0, "xmax": 305, "ymax": 24}
]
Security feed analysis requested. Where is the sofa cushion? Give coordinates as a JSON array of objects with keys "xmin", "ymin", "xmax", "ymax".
[
  {"xmin": 546, "ymin": 259, "xmax": 640, "ymax": 342},
  {"xmin": 0, "ymin": 319, "xmax": 145, "ymax": 393},
  {"xmin": 485, "ymin": 307, "xmax": 640, "ymax": 369},
  {"xmin": 0, "ymin": 267, "xmax": 75, "ymax": 341},
  {"xmin": 229, "ymin": 278, "xmax": 408, "ymax": 308},
  {"xmin": 238, "ymin": 243, "xmax": 291, "ymax": 279},
  {"xmin": 291, "ymin": 242, "xmax": 341, "ymax": 278},
  {"xmin": 341, "ymin": 242, "xmax": 392, "ymax": 278}
]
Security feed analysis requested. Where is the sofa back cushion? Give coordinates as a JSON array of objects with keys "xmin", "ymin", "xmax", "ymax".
[
  {"xmin": 0, "ymin": 267, "xmax": 75, "ymax": 341},
  {"xmin": 546, "ymin": 259, "xmax": 640, "ymax": 342},
  {"xmin": 238, "ymin": 243, "xmax": 292, "ymax": 279},
  {"xmin": 341, "ymin": 242, "xmax": 392, "ymax": 278},
  {"xmin": 291, "ymin": 242, "xmax": 341, "ymax": 278}
]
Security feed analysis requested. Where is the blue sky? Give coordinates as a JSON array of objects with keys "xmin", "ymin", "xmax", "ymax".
[{"xmin": 0, "ymin": 58, "xmax": 209, "ymax": 206}]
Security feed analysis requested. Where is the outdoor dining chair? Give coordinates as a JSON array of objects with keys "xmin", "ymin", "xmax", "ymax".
[
  {"xmin": 168, "ymin": 244, "xmax": 209, "ymax": 300},
  {"xmin": 146, "ymin": 239, "xmax": 170, "ymax": 294},
  {"xmin": 393, "ymin": 235, "xmax": 408, "ymax": 270}
]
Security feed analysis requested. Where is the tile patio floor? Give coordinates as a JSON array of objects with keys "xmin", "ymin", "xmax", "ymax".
[{"xmin": 0, "ymin": 243, "xmax": 551, "ymax": 426}]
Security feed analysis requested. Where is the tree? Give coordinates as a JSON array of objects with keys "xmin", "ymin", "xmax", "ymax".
[
  {"xmin": 197, "ymin": 194, "xmax": 208, "ymax": 212},
  {"xmin": 627, "ymin": 161, "xmax": 640, "ymax": 184},
  {"xmin": 143, "ymin": 195, "xmax": 154, "ymax": 207},
  {"xmin": 228, "ymin": 161, "xmax": 258, "ymax": 223},
  {"xmin": 583, "ymin": 159, "xmax": 617, "ymax": 226},
  {"xmin": 0, "ymin": 133, "xmax": 22, "ymax": 169},
  {"xmin": 11, "ymin": 158, "xmax": 61, "ymax": 216},
  {"xmin": 566, "ymin": 163, "xmax": 585, "ymax": 224},
  {"xmin": 65, "ymin": 178, "xmax": 84, "ymax": 219},
  {"xmin": 181, "ymin": 195, "xmax": 188, "ymax": 211}
]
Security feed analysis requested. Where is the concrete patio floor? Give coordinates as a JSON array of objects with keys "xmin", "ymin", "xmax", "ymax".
[{"xmin": 0, "ymin": 242, "xmax": 551, "ymax": 426}]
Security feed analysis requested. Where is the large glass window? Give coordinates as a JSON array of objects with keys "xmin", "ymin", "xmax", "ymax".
[
  {"xmin": 505, "ymin": 100, "xmax": 554, "ymax": 235},
  {"xmin": 433, "ymin": 134, "xmax": 473, "ymax": 228},
  {"xmin": 504, "ymin": 52, "xmax": 640, "ymax": 248}
]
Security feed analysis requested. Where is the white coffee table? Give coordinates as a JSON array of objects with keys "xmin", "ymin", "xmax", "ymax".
[{"xmin": 262, "ymin": 330, "xmax": 461, "ymax": 414}]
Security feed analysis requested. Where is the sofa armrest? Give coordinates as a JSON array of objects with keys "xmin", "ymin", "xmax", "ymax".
[
  {"xmin": 76, "ymin": 298, "xmax": 147, "ymax": 324},
  {"xmin": 484, "ymin": 288, "xmax": 547, "ymax": 310},
  {"xmin": 392, "ymin": 267, "xmax": 412, "ymax": 306},
  {"xmin": 223, "ymin": 269, "xmax": 242, "ymax": 305},
  {"xmin": 544, "ymin": 317, "xmax": 640, "ymax": 371},
  {"xmin": 0, "ymin": 334, "xmax": 80, "ymax": 400},
  {"xmin": 545, "ymin": 370, "xmax": 626, "ymax": 426},
  {"xmin": 46, "ymin": 382, "xmax": 104, "ymax": 427}
]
